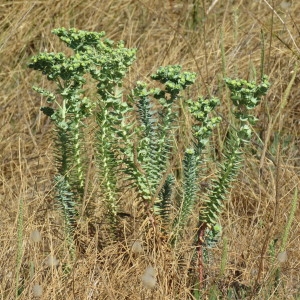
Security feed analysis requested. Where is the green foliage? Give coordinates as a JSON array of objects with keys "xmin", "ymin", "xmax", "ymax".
[
  {"xmin": 128, "ymin": 81, "xmax": 162, "ymax": 201},
  {"xmin": 199, "ymin": 131, "xmax": 243, "ymax": 227},
  {"xmin": 52, "ymin": 28, "xmax": 106, "ymax": 52},
  {"xmin": 173, "ymin": 148, "xmax": 198, "ymax": 242},
  {"xmin": 54, "ymin": 174, "xmax": 77, "ymax": 232},
  {"xmin": 95, "ymin": 88, "xmax": 134, "ymax": 227},
  {"xmin": 205, "ymin": 223, "xmax": 222, "ymax": 249},
  {"xmin": 187, "ymin": 96, "xmax": 221, "ymax": 156},
  {"xmin": 124, "ymin": 66, "xmax": 197, "ymax": 206},
  {"xmin": 28, "ymin": 27, "xmax": 136, "ymax": 242},
  {"xmin": 29, "ymin": 32, "xmax": 95, "ymax": 199},
  {"xmin": 91, "ymin": 40, "xmax": 136, "ymax": 229},
  {"xmin": 156, "ymin": 174, "xmax": 175, "ymax": 227},
  {"xmin": 151, "ymin": 65, "xmax": 197, "ymax": 94},
  {"xmin": 29, "ymin": 28, "xmax": 271, "ymax": 292},
  {"xmin": 29, "ymin": 52, "xmax": 91, "ymax": 82},
  {"xmin": 199, "ymin": 76, "xmax": 270, "ymax": 230},
  {"xmin": 224, "ymin": 75, "xmax": 270, "ymax": 110},
  {"xmin": 171, "ymin": 97, "xmax": 221, "ymax": 243}
]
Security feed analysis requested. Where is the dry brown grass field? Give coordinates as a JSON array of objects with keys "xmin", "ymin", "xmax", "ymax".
[{"xmin": 1, "ymin": 0, "xmax": 300, "ymax": 299}]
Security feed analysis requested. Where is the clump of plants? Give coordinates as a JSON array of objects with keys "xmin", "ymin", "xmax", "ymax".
[{"xmin": 28, "ymin": 27, "xmax": 270, "ymax": 296}]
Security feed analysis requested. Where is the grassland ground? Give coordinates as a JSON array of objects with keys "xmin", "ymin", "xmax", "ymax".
[{"xmin": 1, "ymin": 1, "xmax": 300, "ymax": 299}]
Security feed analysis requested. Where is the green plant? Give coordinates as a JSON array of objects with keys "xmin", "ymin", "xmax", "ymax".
[
  {"xmin": 28, "ymin": 30, "xmax": 97, "ymax": 248},
  {"xmin": 127, "ymin": 66, "xmax": 196, "ymax": 205},
  {"xmin": 172, "ymin": 96, "xmax": 221, "ymax": 244},
  {"xmin": 29, "ymin": 27, "xmax": 270, "ymax": 293},
  {"xmin": 28, "ymin": 28, "xmax": 136, "ymax": 244},
  {"xmin": 196, "ymin": 75, "xmax": 270, "ymax": 286},
  {"xmin": 89, "ymin": 34, "xmax": 136, "ymax": 230}
]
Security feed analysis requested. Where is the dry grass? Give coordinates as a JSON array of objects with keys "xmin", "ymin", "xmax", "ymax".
[{"xmin": 1, "ymin": 0, "xmax": 300, "ymax": 299}]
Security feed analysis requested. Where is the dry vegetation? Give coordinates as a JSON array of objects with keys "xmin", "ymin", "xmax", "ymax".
[{"xmin": 1, "ymin": 0, "xmax": 300, "ymax": 299}]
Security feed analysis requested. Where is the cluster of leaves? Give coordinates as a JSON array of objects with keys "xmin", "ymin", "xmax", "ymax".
[
  {"xmin": 28, "ymin": 30, "xmax": 270, "ymax": 285},
  {"xmin": 199, "ymin": 75, "xmax": 270, "ymax": 239},
  {"xmin": 28, "ymin": 27, "xmax": 136, "ymax": 239},
  {"xmin": 224, "ymin": 75, "xmax": 269, "ymax": 109},
  {"xmin": 172, "ymin": 97, "xmax": 222, "ymax": 243},
  {"xmin": 124, "ymin": 66, "xmax": 197, "ymax": 206}
]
